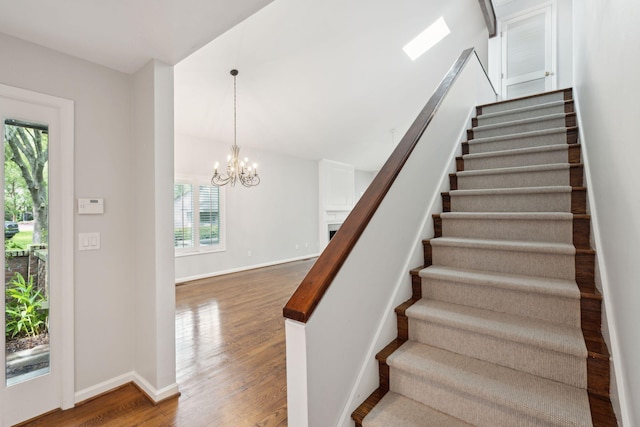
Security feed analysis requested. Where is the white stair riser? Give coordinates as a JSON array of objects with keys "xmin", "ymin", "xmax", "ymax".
[
  {"xmin": 457, "ymin": 168, "xmax": 569, "ymax": 190},
  {"xmin": 468, "ymin": 132, "xmax": 568, "ymax": 154},
  {"xmin": 422, "ymin": 278, "xmax": 581, "ymax": 326},
  {"xmin": 408, "ymin": 319, "xmax": 587, "ymax": 387},
  {"xmin": 477, "ymin": 104, "xmax": 567, "ymax": 126},
  {"xmin": 432, "ymin": 245, "xmax": 575, "ymax": 280},
  {"xmin": 473, "ymin": 117, "xmax": 567, "ymax": 139},
  {"xmin": 389, "ymin": 369, "xmax": 560, "ymax": 427},
  {"xmin": 480, "ymin": 92, "xmax": 567, "ymax": 115},
  {"xmin": 441, "ymin": 217, "xmax": 573, "ymax": 244},
  {"xmin": 450, "ymin": 192, "xmax": 572, "ymax": 213},
  {"xmin": 463, "ymin": 147, "xmax": 569, "ymax": 171}
]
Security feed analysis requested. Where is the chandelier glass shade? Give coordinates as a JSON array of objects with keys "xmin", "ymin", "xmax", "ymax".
[{"xmin": 211, "ymin": 69, "xmax": 260, "ymax": 188}]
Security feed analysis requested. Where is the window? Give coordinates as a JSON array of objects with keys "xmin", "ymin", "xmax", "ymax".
[{"xmin": 174, "ymin": 178, "xmax": 225, "ymax": 253}]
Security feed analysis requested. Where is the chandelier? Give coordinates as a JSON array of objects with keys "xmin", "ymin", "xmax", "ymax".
[{"xmin": 211, "ymin": 69, "xmax": 260, "ymax": 187}]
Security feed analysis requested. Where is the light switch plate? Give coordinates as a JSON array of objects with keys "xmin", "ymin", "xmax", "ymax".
[{"xmin": 78, "ymin": 232, "xmax": 100, "ymax": 251}]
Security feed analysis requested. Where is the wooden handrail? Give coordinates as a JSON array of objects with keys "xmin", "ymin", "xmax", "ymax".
[{"xmin": 283, "ymin": 48, "xmax": 480, "ymax": 323}]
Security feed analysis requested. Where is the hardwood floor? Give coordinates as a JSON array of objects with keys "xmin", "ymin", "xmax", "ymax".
[{"xmin": 19, "ymin": 258, "xmax": 315, "ymax": 427}]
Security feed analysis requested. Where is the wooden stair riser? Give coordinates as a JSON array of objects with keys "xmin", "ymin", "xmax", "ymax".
[
  {"xmin": 477, "ymin": 88, "xmax": 573, "ymax": 115},
  {"xmin": 431, "ymin": 243, "xmax": 575, "ymax": 280},
  {"xmin": 463, "ymin": 127, "xmax": 578, "ymax": 155},
  {"xmin": 449, "ymin": 165, "xmax": 583, "ymax": 191},
  {"xmin": 473, "ymin": 100, "xmax": 574, "ymax": 127},
  {"xmin": 407, "ymin": 317, "xmax": 586, "ymax": 387},
  {"xmin": 422, "ymin": 277, "xmax": 581, "ymax": 327},
  {"xmin": 588, "ymin": 393, "xmax": 618, "ymax": 427},
  {"xmin": 468, "ymin": 114, "xmax": 576, "ymax": 140},
  {"xmin": 576, "ymin": 249, "xmax": 596, "ymax": 292},
  {"xmin": 581, "ymin": 293, "xmax": 603, "ymax": 334}
]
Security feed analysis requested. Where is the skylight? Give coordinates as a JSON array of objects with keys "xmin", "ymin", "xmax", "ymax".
[{"xmin": 403, "ymin": 17, "xmax": 451, "ymax": 61}]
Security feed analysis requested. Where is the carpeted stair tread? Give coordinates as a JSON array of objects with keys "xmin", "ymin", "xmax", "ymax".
[
  {"xmin": 406, "ymin": 299, "xmax": 586, "ymax": 357},
  {"xmin": 451, "ymin": 185, "xmax": 571, "ymax": 196},
  {"xmin": 419, "ymin": 265, "xmax": 580, "ymax": 299},
  {"xmin": 431, "ymin": 236, "xmax": 575, "ymax": 255},
  {"xmin": 419, "ymin": 265, "xmax": 581, "ymax": 326},
  {"xmin": 477, "ymin": 90, "xmax": 569, "ymax": 114},
  {"xmin": 463, "ymin": 143, "xmax": 570, "ymax": 160},
  {"xmin": 467, "ymin": 126, "xmax": 569, "ymax": 147},
  {"xmin": 363, "ymin": 392, "xmax": 473, "ymax": 427},
  {"xmin": 440, "ymin": 211, "xmax": 574, "ymax": 221},
  {"xmin": 455, "ymin": 163, "xmax": 572, "ymax": 190},
  {"xmin": 476, "ymin": 100, "xmax": 568, "ymax": 123},
  {"xmin": 457, "ymin": 162, "xmax": 570, "ymax": 178},
  {"xmin": 388, "ymin": 342, "xmax": 593, "ymax": 426},
  {"xmin": 462, "ymin": 144, "xmax": 573, "ymax": 170},
  {"xmin": 472, "ymin": 112, "xmax": 569, "ymax": 133},
  {"xmin": 448, "ymin": 185, "xmax": 574, "ymax": 213}
]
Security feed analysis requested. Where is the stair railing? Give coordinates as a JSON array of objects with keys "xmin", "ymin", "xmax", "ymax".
[
  {"xmin": 284, "ymin": 47, "xmax": 497, "ymax": 427},
  {"xmin": 284, "ymin": 48, "xmax": 495, "ymax": 323}
]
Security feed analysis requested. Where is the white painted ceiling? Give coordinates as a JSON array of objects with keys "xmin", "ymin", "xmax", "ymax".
[
  {"xmin": 0, "ymin": 0, "xmax": 487, "ymax": 171},
  {"xmin": 175, "ymin": 0, "xmax": 486, "ymax": 171},
  {"xmin": 0, "ymin": 0, "xmax": 275, "ymax": 73}
]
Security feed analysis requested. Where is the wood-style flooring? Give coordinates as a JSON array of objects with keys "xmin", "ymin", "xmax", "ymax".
[{"xmin": 19, "ymin": 258, "xmax": 315, "ymax": 427}]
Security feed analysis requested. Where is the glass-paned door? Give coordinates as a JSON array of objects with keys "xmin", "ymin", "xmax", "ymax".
[
  {"xmin": 0, "ymin": 88, "xmax": 73, "ymax": 426},
  {"xmin": 501, "ymin": 4, "xmax": 555, "ymax": 99}
]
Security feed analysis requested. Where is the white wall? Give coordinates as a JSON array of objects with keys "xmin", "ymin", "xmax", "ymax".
[
  {"xmin": 355, "ymin": 170, "xmax": 376, "ymax": 200},
  {"xmin": 489, "ymin": 0, "xmax": 573, "ymax": 95},
  {"xmin": 573, "ymin": 1, "xmax": 640, "ymax": 425},
  {"xmin": 0, "ymin": 34, "xmax": 136, "ymax": 395},
  {"xmin": 132, "ymin": 60, "xmax": 179, "ymax": 400},
  {"xmin": 0, "ymin": 33, "xmax": 177, "ymax": 404},
  {"xmin": 174, "ymin": 134, "xmax": 319, "ymax": 282}
]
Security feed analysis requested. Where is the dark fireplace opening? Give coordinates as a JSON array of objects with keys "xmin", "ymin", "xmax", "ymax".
[{"xmin": 328, "ymin": 223, "xmax": 341, "ymax": 240}]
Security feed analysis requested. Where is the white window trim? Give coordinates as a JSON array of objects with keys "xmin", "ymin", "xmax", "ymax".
[{"xmin": 174, "ymin": 174, "xmax": 226, "ymax": 256}]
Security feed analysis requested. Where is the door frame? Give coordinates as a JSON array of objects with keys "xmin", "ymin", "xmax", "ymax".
[
  {"xmin": 488, "ymin": 0, "xmax": 558, "ymax": 99},
  {"xmin": 0, "ymin": 84, "xmax": 75, "ymax": 421}
]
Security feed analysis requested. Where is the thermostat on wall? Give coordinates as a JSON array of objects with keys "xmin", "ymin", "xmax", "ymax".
[{"xmin": 78, "ymin": 198, "xmax": 104, "ymax": 214}]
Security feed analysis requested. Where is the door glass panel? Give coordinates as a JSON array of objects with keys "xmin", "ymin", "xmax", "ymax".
[
  {"xmin": 507, "ymin": 78, "xmax": 546, "ymax": 99},
  {"xmin": 506, "ymin": 13, "xmax": 546, "ymax": 78},
  {"xmin": 4, "ymin": 119, "xmax": 49, "ymax": 386}
]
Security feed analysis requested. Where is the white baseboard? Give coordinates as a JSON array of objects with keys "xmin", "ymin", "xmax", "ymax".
[
  {"xmin": 74, "ymin": 371, "xmax": 180, "ymax": 405},
  {"xmin": 175, "ymin": 253, "xmax": 319, "ymax": 284},
  {"xmin": 132, "ymin": 372, "xmax": 180, "ymax": 403},
  {"xmin": 74, "ymin": 372, "xmax": 135, "ymax": 404}
]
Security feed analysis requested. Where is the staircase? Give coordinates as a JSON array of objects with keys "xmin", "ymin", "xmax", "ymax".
[{"xmin": 352, "ymin": 89, "xmax": 617, "ymax": 426}]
